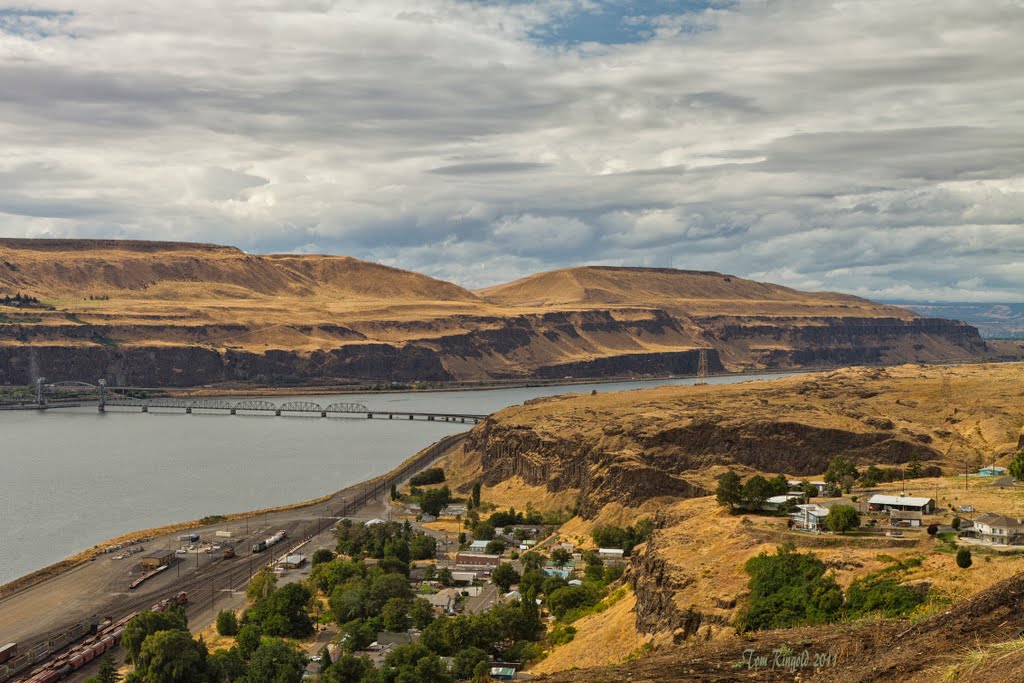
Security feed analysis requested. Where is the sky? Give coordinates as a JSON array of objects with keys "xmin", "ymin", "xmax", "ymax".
[{"xmin": 0, "ymin": 0, "xmax": 1021, "ymax": 301}]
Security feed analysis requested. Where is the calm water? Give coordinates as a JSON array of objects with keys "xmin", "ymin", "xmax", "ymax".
[{"xmin": 0, "ymin": 373, "xmax": 790, "ymax": 584}]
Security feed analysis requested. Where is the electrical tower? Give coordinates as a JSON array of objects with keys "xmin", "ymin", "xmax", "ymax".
[{"xmin": 696, "ymin": 349, "xmax": 709, "ymax": 385}]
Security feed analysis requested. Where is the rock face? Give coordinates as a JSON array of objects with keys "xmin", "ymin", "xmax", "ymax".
[{"xmin": 0, "ymin": 239, "xmax": 989, "ymax": 386}]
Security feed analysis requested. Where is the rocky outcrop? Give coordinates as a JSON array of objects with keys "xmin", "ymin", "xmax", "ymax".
[{"xmin": 0, "ymin": 343, "xmax": 451, "ymax": 386}]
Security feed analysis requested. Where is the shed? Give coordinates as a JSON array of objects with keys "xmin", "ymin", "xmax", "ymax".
[
  {"xmin": 451, "ymin": 571, "xmax": 477, "ymax": 584},
  {"xmin": 279, "ymin": 554, "xmax": 307, "ymax": 569},
  {"xmin": 140, "ymin": 549, "xmax": 176, "ymax": 569},
  {"xmin": 889, "ymin": 510, "xmax": 923, "ymax": 527},
  {"xmin": 867, "ymin": 494, "xmax": 935, "ymax": 514},
  {"xmin": 490, "ymin": 666, "xmax": 517, "ymax": 681},
  {"xmin": 979, "ymin": 466, "xmax": 1009, "ymax": 477}
]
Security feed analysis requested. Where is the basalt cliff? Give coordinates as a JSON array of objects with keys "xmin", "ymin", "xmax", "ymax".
[{"xmin": 0, "ymin": 238, "xmax": 987, "ymax": 386}]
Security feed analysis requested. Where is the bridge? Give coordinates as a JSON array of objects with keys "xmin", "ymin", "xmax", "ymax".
[{"xmin": 0, "ymin": 379, "xmax": 487, "ymax": 423}]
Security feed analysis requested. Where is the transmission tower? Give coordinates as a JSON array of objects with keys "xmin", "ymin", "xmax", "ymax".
[
  {"xmin": 940, "ymin": 374, "xmax": 953, "ymax": 403},
  {"xmin": 696, "ymin": 349, "xmax": 709, "ymax": 385}
]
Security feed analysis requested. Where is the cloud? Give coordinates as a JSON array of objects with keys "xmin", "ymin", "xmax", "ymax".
[{"xmin": 0, "ymin": 0, "xmax": 1020, "ymax": 301}]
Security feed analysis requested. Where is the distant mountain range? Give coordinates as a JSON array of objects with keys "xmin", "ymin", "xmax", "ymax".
[
  {"xmin": 887, "ymin": 302, "xmax": 1024, "ymax": 339},
  {"xmin": 0, "ymin": 238, "xmax": 991, "ymax": 386}
]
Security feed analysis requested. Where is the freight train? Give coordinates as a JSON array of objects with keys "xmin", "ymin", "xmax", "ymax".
[
  {"xmin": 251, "ymin": 529, "xmax": 287, "ymax": 553},
  {"xmin": 16, "ymin": 592, "xmax": 187, "ymax": 683}
]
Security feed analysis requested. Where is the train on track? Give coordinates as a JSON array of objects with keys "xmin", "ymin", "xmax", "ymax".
[
  {"xmin": 16, "ymin": 592, "xmax": 188, "ymax": 683},
  {"xmin": 251, "ymin": 529, "xmax": 286, "ymax": 553}
]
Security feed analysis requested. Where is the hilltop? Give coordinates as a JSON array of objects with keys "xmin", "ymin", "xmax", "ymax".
[
  {"xmin": 0, "ymin": 238, "xmax": 991, "ymax": 387},
  {"xmin": 439, "ymin": 363, "xmax": 1024, "ymax": 680}
]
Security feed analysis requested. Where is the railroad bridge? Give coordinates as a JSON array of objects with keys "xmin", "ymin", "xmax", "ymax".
[{"xmin": 0, "ymin": 379, "xmax": 487, "ymax": 423}]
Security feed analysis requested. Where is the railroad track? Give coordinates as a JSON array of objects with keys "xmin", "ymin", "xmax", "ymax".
[{"xmin": 6, "ymin": 432, "xmax": 468, "ymax": 682}]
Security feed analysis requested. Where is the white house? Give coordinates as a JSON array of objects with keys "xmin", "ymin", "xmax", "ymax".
[
  {"xmin": 867, "ymin": 494, "xmax": 935, "ymax": 514},
  {"xmin": 764, "ymin": 493, "xmax": 803, "ymax": 511},
  {"xmin": 971, "ymin": 513, "xmax": 1024, "ymax": 545},
  {"xmin": 791, "ymin": 504, "xmax": 830, "ymax": 531}
]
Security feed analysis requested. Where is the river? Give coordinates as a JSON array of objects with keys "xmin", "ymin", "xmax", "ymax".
[{"xmin": 0, "ymin": 372, "xmax": 792, "ymax": 585}]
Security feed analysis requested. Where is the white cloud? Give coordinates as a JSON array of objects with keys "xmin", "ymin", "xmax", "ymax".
[{"xmin": 0, "ymin": 0, "xmax": 1020, "ymax": 300}]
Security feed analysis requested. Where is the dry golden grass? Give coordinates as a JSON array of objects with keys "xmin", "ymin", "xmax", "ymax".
[{"xmin": 531, "ymin": 590, "xmax": 651, "ymax": 674}]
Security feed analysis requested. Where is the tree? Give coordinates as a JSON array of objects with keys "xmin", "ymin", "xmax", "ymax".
[
  {"xmin": 952, "ymin": 516, "xmax": 962, "ymax": 531},
  {"xmin": 1009, "ymin": 449, "xmax": 1024, "ymax": 481},
  {"xmin": 860, "ymin": 465, "xmax": 884, "ymax": 487},
  {"xmin": 319, "ymin": 646, "xmax": 333, "ymax": 674},
  {"xmin": 86, "ymin": 652, "xmax": 120, "ymax": 683},
  {"xmin": 768, "ymin": 475, "xmax": 790, "ymax": 497},
  {"xmin": 410, "ymin": 597, "xmax": 436, "ymax": 630},
  {"xmin": 322, "ymin": 654, "xmax": 373, "ymax": 683},
  {"xmin": 492, "ymin": 562, "xmax": 520, "ymax": 592},
  {"xmin": 742, "ymin": 475, "xmax": 773, "ymax": 511},
  {"xmin": 485, "ymin": 540, "xmax": 506, "ymax": 555},
  {"xmin": 247, "ymin": 567, "xmax": 278, "ymax": 602},
  {"xmin": 927, "ymin": 523, "xmax": 939, "ymax": 536},
  {"xmin": 245, "ymin": 582, "xmax": 315, "ymax": 638},
  {"xmin": 122, "ymin": 610, "xmax": 189, "ymax": 663},
  {"xmin": 824, "ymin": 456, "xmax": 858, "ymax": 485},
  {"xmin": 906, "ymin": 453, "xmax": 923, "ymax": 479},
  {"xmin": 135, "ymin": 629, "xmax": 208, "ymax": 683},
  {"xmin": 420, "ymin": 486, "xmax": 451, "ymax": 517},
  {"xmin": 216, "ymin": 609, "xmax": 239, "ymax": 636},
  {"xmin": 312, "ymin": 548, "xmax": 335, "ymax": 566},
  {"xmin": 825, "ymin": 505, "xmax": 860, "ymax": 534},
  {"xmin": 236, "ymin": 624, "xmax": 262, "ymax": 657},
  {"xmin": 382, "ymin": 597, "xmax": 411, "ymax": 632},
  {"xmin": 550, "ymin": 547, "xmax": 572, "ymax": 567},
  {"xmin": 245, "ymin": 638, "xmax": 307, "ymax": 683},
  {"xmin": 716, "ymin": 470, "xmax": 743, "ymax": 511},
  {"xmin": 956, "ymin": 548, "xmax": 973, "ymax": 569},
  {"xmin": 471, "ymin": 482, "xmax": 482, "ymax": 508},
  {"xmin": 437, "ymin": 566, "xmax": 454, "ymax": 587},
  {"xmin": 546, "ymin": 585, "xmax": 600, "ymax": 620},
  {"xmin": 391, "ymin": 483, "xmax": 399, "ymax": 500},
  {"xmin": 453, "ymin": 647, "xmax": 489, "ymax": 680}
]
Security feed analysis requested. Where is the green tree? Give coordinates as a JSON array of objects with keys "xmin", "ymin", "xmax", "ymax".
[
  {"xmin": 86, "ymin": 652, "xmax": 120, "ymax": 683},
  {"xmin": 715, "ymin": 470, "xmax": 743, "ymax": 511},
  {"xmin": 312, "ymin": 548, "xmax": 335, "ymax": 566},
  {"xmin": 207, "ymin": 647, "xmax": 247, "ymax": 683},
  {"xmin": 121, "ymin": 610, "xmax": 189, "ymax": 663},
  {"xmin": 768, "ymin": 474, "xmax": 790, "ymax": 496},
  {"xmin": 135, "ymin": 629, "xmax": 208, "ymax": 683},
  {"xmin": 437, "ymin": 566, "xmax": 454, "ymax": 587},
  {"xmin": 550, "ymin": 547, "xmax": 572, "ymax": 567},
  {"xmin": 492, "ymin": 562, "xmax": 520, "ymax": 592},
  {"xmin": 236, "ymin": 624, "xmax": 262, "ymax": 657},
  {"xmin": 1009, "ymin": 449, "xmax": 1024, "ymax": 481},
  {"xmin": 860, "ymin": 465, "xmax": 884, "ymax": 487},
  {"xmin": 216, "ymin": 609, "xmax": 239, "ymax": 636},
  {"xmin": 391, "ymin": 483, "xmax": 399, "ymax": 500},
  {"xmin": 246, "ymin": 567, "xmax": 278, "ymax": 602},
  {"xmin": 244, "ymin": 638, "xmax": 307, "ymax": 683},
  {"xmin": 453, "ymin": 647, "xmax": 489, "ymax": 680},
  {"xmin": 956, "ymin": 548, "xmax": 973, "ymax": 569},
  {"xmin": 319, "ymin": 645, "xmax": 332, "ymax": 674},
  {"xmin": 485, "ymin": 539, "xmax": 506, "ymax": 555},
  {"xmin": 410, "ymin": 597, "xmax": 436, "ymax": 630},
  {"xmin": 322, "ymin": 654, "xmax": 373, "ymax": 683},
  {"xmin": 741, "ymin": 475, "xmax": 773, "ymax": 511},
  {"xmin": 409, "ymin": 534, "xmax": 437, "ymax": 560},
  {"xmin": 546, "ymin": 585, "xmax": 601, "ymax": 620},
  {"xmin": 420, "ymin": 486, "xmax": 451, "ymax": 517},
  {"xmin": 471, "ymin": 482, "xmax": 482, "ymax": 508},
  {"xmin": 824, "ymin": 456, "xmax": 858, "ymax": 485},
  {"xmin": 244, "ymin": 582, "xmax": 314, "ymax": 638},
  {"xmin": 382, "ymin": 597, "xmax": 411, "ymax": 632},
  {"xmin": 825, "ymin": 505, "xmax": 860, "ymax": 534},
  {"xmin": 906, "ymin": 453, "xmax": 923, "ymax": 479}
]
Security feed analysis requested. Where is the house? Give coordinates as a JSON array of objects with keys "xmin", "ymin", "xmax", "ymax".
[
  {"xmin": 597, "ymin": 548, "xmax": 625, "ymax": 561},
  {"xmin": 867, "ymin": 494, "xmax": 935, "ymax": 514},
  {"xmin": 889, "ymin": 510, "xmax": 923, "ymax": 528},
  {"xmin": 971, "ymin": 513, "xmax": 1024, "ymax": 545},
  {"xmin": 791, "ymin": 504, "xmax": 830, "ymax": 531},
  {"xmin": 543, "ymin": 567, "xmax": 570, "ymax": 580},
  {"xmin": 455, "ymin": 553, "xmax": 502, "ymax": 569},
  {"xmin": 466, "ymin": 540, "xmax": 490, "ymax": 554},
  {"xmin": 788, "ymin": 480, "xmax": 829, "ymax": 494},
  {"xmin": 425, "ymin": 589, "xmax": 458, "ymax": 612},
  {"xmin": 979, "ymin": 466, "xmax": 1009, "ymax": 477},
  {"xmin": 490, "ymin": 666, "xmax": 517, "ymax": 681},
  {"xmin": 763, "ymin": 493, "xmax": 803, "ymax": 511}
]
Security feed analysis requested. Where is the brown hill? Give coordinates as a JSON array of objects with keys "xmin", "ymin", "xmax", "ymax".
[
  {"xmin": 477, "ymin": 265, "xmax": 908, "ymax": 318},
  {"xmin": 0, "ymin": 239, "xmax": 994, "ymax": 387}
]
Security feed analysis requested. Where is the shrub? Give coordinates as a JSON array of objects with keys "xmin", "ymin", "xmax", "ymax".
[
  {"xmin": 825, "ymin": 505, "xmax": 860, "ymax": 534},
  {"xmin": 845, "ymin": 577, "xmax": 927, "ymax": 618},
  {"xmin": 956, "ymin": 548, "xmax": 973, "ymax": 569},
  {"xmin": 410, "ymin": 468, "xmax": 446, "ymax": 486},
  {"xmin": 548, "ymin": 624, "xmax": 577, "ymax": 645},
  {"xmin": 927, "ymin": 524, "xmax": 939, "ymax": 536},
  {"xmin": 216, "ymin": 609, "xmax": 239, "ymax": 636},
  {"xmin": 735, "ymin": 545, "xmax": 843, "ymax": 632}
]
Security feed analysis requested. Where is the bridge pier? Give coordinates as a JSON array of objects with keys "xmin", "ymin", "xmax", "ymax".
[
  {"xmin": 275, "ymin": 409, "xmax": 281, "ymax": 416},
  {"xmin": 142, "ymin": 405, "xmax": 148, "ymax": 413},
  {"xmin": 428, "ymin": 415, "xmax": 434, "ymax": 421},
  {"xmin": 367, "ymin": 413, "xmax": 373, "ymax": 419},
  {"xmin": 230, "ymin": 408, "xmax": 236, "ymax": 415},
  {"xmin": 388, "ymin": 414, "xmax": 393, "ymax": 419},
  {"xmin": 186, "ymin": 406, "xmax": 192, "ymax": 414},
  {"xmin": 409, "ymin": 414, "xmax": 413, "ymax": 420},
  {"xmin": 321, "ymin": 411, "xmax": 327, "ymax": 417}
]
